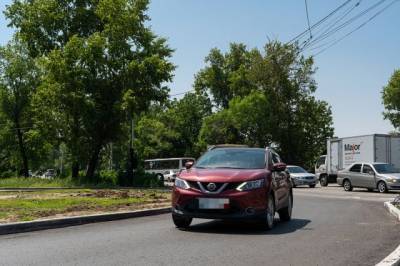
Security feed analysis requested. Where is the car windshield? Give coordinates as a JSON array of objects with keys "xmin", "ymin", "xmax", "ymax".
[
  {"xmin": 373, "ymin": 164, "xmax": 399, "ymax": 174},
  {"xmin": 195, "ymin": 148, "xmax": 265, "ymax": 169},
  {"xmin": 287, "ymin": 166, "xmax": 307, "ymax": 173}
]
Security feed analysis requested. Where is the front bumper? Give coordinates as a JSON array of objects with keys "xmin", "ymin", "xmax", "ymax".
[
  {"xmin": 172, "ymin": 187, "xmax": 268, "ymax": 220},
  {"xmin": 293, "ymin": 179, "xmax": 316, "ymax": 186}
]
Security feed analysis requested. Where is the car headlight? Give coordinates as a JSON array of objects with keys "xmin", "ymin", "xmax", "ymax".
[
  {"xmin": 175, "ymin": 177, "xmax": 190, "ymax": 189},
  {"xmin": 387, "ymin": 178, "xmax": 400, "ymax": 183},
  {"xmin": 236, "ymin": 179, "xmax": 265, "ymax": 191}
]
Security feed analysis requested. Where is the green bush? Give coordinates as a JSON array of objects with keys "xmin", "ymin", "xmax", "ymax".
[
  {"xmin": 99, "ymin": 170, "xmax": 118, "ymax": 186},
  {"xmin": 132, "ymin": 172, "xmax": 163, "ymax": 188}
]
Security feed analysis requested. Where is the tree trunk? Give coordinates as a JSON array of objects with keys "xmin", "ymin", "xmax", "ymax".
[
  {"xmin": 72, "ymin": 161, "xmax": 79, "ymax": 178},
  {"xmin": 85, "ymin": 142, "xmax": 103, "ymax": 181},
  {"xmin": 15, "ymin": 118, "xmax": 29, "ymax": 177}
]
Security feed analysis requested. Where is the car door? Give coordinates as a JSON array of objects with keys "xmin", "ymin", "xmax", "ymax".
[
  {"xmin": 348, "ymin": 164, "xmax": 362, "ymax": 187},
  {"xmin": 270, "ymin": 150, "xmax": 288, "ymax": 209},
  {"xmin": 360, "ymin": 164, "xmax": 376, "ymax": 188}
]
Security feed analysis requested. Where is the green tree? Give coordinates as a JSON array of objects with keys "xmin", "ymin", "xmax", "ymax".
[
  {"xmin": 382, "ymin": 69, "xmax": 400, "ymax": 129},
  {"xmin": 0, "ymin": 40, "xmax": 40, "ymax": 177},
  {"xmin": 195, "ymin": 41, "xmax": 334, "ymax": 167},
  {"xmin": 7, "ymin": 0, "xmax": 175, "ymax": 180},
  {"xmin": 194, "ymin": 43, "xmax": 258, "ymax": 109}
]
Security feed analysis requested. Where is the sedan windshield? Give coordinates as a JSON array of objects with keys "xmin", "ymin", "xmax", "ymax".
[
  {"xmin": 373, "ymin": 164, "xmax": 399, "ymax": 174},
  {"xmin": 287, "ymin": 166, "xmax": 307, "ymax": 174},
  {"xmin": 195, "ymin": 148, "xmax": 265, "ymax": 169}
]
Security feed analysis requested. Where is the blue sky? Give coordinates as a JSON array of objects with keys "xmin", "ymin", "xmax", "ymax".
[{"xmin": 0, "ymin": 0, "xmax": 399, "ymax": 137}]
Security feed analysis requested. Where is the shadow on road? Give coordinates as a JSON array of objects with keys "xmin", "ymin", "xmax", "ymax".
[{"xmin": 183, "ymin": 218, "xmax": 311, "ymax": 235}]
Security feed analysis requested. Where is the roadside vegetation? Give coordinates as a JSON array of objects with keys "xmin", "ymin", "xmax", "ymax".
[{"xmin": 0, "ymin": 189, "xmax": 170, "ymax": 223}]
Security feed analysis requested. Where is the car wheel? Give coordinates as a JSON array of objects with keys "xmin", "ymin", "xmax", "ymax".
[
  {"xmin": 309, "ymin": 184, "xmax": 316, "ymax": 188},
  {"xmin": 377, "ymin": 181, "xmax": 388, "ymax": 193},
  {"xmin": 291, "ymin": 180, "xmax": 296, "ymax": 188},
  {"xmin": 278, "ymin": 193, "xmax": 292, "ymax": 222},
  {"xmin": 320, "ymin": 176, "xmax": 328, "ymax": 187},
  {"xmin": 343, "ymin": 179, "xmax": 353, "ymax": 191},
  {"xmin": 156, "ymin": 174, "xmax": 164, "ymax": 182},
  {"xmin": 262, "ymin": 194, "xmax": 275, "ymax": 230},
  {"xmin": 172, "ymin": 214, "xmax": 192, "ymax": 228}
]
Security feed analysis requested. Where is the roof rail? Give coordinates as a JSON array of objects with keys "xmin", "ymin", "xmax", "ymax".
[{"xmin": 207, "ymin": 144, "xmax": 249, "ymax": 150}]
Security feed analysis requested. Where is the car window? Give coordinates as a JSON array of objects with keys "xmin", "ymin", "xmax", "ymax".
[
  {"xmin": 349, "ymin": 164, "xmax": 361, "ymax": 173},
  {"xmin": 195, "ymin": 148, "xmax": 266, "ymax": 169},
  {"xmin": 287, "ymin": 166, "xmax": 307, "ymax": 173},
  {"xmin": 362, "ymin": 164, "xmax": 373, "ymax": 174},
  {"xmin": 317, "ymin": 156, "xmax": 326, "ymax": 166}
]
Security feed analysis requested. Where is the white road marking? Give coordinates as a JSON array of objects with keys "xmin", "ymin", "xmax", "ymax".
[{"xmin": 376, "ymin": 244, "xmax": 400, "ymax": 266}]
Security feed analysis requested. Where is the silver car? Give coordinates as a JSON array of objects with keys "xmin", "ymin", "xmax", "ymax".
[
  {"xmin": 287, "ymin": 165, "xmax": 317, "ymax": 188},
  {"xmin": 337, "ymin": 162, "xmax": 400, "ymax": 193}
]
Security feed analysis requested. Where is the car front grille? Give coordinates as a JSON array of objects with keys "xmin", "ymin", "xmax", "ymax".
[{"xmin": 187, "ymin": 181, "xmax": 241, "ymax": 193}]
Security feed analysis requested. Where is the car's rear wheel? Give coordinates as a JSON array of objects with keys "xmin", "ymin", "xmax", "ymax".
[
  {"xmin": 320, "ymin": 175, "xmax": 328, "ymax": 187},
  {"xmin": 172, "ymin": 214, "xmax": 192, "ymax": 228},
  {"xmin": 378, "ymin": 181, "xmax": 388, "ymax": 193},
  {"xmin": 278, "ymin": 193, "xmax": 292, "ymax": 222},
  {"xmin": 343, "ymin": 179, "xmax": 353, "ymax": 191},
  {"xmin": 309, "ymin": 184, "xmax": 316, "ymax": 188}
]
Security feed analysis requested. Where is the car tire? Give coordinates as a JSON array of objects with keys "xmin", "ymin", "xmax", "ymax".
[
  {"xmin": 309, "ymin": 184, "xmax": 316, "ymax": 188},
  {"xmin": 343, "ymin": 179, "xmax": 353, "ymax": 191},
  {"xmin": 320, "ymin": 176, "xmax": 328, "ymax": 187},
  {"xmin": 278, "ymin": 193, "xmax": 292, "ymax": 222},
  {"xmin": 291, "ymin": 180, "xmax": 296, "ymax": 188},
  {"xmin": 156, "ymin": 174, "xmax": 164, "ymax": 182},
  {"xmin": 377, "ymin": 181, "xmax": 388, "ymax": 193},
  {"xmin": 260, "ymin": 194, "xmax": 275, "ymax": 230},
  {"xmin": 172, "ymin": 214, "xmax": 192, "ymax": 228}
]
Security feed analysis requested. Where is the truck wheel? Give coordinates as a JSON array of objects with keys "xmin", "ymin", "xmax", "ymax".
[
  {"xmin": 278, "ymin": 193, "xmax": 292, "ymax": 222},
  {"xmin": 172, "ymin": 214, "xmax": 192, "ymax": 228},
  {"xmin": 320, "ymin": 176, "xmax": 328, "ymax": 187},
  {"xmin": 377, "ymin": 181, "xmax": 388, "ymax": 193},
  {"xmin": 343, "ymin": 179, "xmax": 353, "ymax": 191}
]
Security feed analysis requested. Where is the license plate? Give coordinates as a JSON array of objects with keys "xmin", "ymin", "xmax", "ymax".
[{"xmin": 198, "ymin": 198, "xmax": 229, "ymax": 209}]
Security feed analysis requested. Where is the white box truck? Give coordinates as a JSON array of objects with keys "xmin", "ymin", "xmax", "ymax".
[{"xmin": 315, "ymin": 134, "xmax": 400, "ymax": 186}]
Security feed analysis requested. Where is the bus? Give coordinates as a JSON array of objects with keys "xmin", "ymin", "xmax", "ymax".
[{"xmin": 144, "ymin": 157, "xmax": 195, "ymax": 181}]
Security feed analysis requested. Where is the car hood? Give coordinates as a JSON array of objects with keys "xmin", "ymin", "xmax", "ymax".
[
  {"xmin": 179, "ymin": 168, "xmax": 268, "ymax": 183},
  {"xmin": 290, "ymin": 173, "xmax": 315, "ymax": 178},
  {"xmin": 378, "ymin": 173, "xmax": 400, "ymax": 179}
]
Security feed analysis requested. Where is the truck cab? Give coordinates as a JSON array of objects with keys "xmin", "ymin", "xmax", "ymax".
[{"xmin": 315, "ymin": 155, "xmax": 337, "ymax": 186}]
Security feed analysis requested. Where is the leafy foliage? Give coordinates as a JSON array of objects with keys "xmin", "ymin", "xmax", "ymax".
[{"xmin": 382, "ymin": 70, "xmax": 400, "ymax": 129}]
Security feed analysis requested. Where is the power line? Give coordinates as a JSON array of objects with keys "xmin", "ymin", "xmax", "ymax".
[
  {"xmin": 169, "ymin": 89, "xmax": 194, "ymax": 98},
  {"xmin": 304, "ymin": 0, "xmax": 313, "ymax": 39},
  {"xmin": 304, "ymin": 0, "xmax": 387, "ymax": 50},
  {"xmin": 287, "ymin": 0, "xmax": 353, "ymax": 44},
  {"xmin": 303, "ymin": 0, "xmax": 362, "ymax": 50},
  {"xmin": 312, "ymin": 0, "xmax": 399, "ymax": 56}
]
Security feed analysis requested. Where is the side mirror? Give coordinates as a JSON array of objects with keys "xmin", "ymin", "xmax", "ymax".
[
  {"xmin": 185, "ymin": 161, "xmax": 194, "ymax": 170},
  {"xmin": 272, "ymin": 162, "xmax": 287, "ymax": 172},
  {"xmin": 368, "ymin": 170, "xmax": 375, "ymax": 176}
]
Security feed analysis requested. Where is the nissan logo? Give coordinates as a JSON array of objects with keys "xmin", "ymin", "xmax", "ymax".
[{"xmin": 207, "ymin": 183, "xmax": 217, "ymax": 191}]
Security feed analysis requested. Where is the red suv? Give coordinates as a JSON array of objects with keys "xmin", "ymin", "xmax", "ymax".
[{"xmin": 172, "ymin": 146, "xmax": 293, "ymax": 229}]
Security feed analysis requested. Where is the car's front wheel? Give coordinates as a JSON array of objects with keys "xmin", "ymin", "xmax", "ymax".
[
  {"xmin": 278, "ymin": 193, "xmax": 292, "ymax": 222},
  {"xmin": 378, "ymin": 181, "xmax": 388, "ymax": 193},
  {"xmin": 172, "ymin": 214, "xmax": 192, "ymax": 228},
  {"xmin": 261, "ymin": 194, "xmax": 275, "ymax": 230},
  {"xmin": 343, "ymin": 179, "xmax": 353, "ymax": 191}
]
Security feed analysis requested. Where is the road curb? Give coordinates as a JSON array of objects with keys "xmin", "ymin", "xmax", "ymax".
[
  {"xmin": 0, "ymin": 207, "xmax": 171, "ymax": 235},
  {"xmin": 384, "ymin": 201, "xmax": 400, "ymax": 222},
  {"xmin": 377, "ymin": 201, "xmax": 400, "ymax": 266}
]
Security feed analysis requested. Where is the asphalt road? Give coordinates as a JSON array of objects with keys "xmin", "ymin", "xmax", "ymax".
[{"xmin": 0, "ymin": 186, "xmax": 399, "ymax": 266}]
